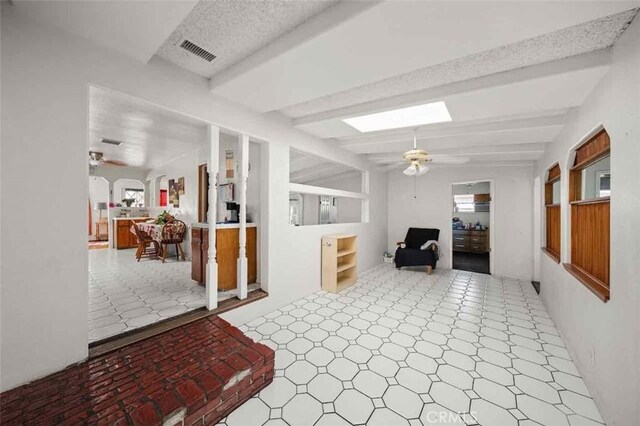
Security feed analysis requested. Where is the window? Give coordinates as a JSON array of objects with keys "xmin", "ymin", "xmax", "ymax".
[
  {"xmin": 453, "ymin": 194, "xmax": 475, "ymax": 212},
  {"xmin": 564, "ymin": 128, "xmax": 610, "ymax": 302},
  {"xmin": 543, "ymin": 164, "xmax": 561, "ymax": 262},
  {"xmin": 123, "ymin": 188, "xmax": 144, "ymax": 207}
]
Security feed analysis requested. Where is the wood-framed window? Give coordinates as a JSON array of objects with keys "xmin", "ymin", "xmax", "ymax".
[
  {"xmin": 564, "ymin": 128, "xmax": 610, "ymax": 302},
  {"xmin": 543, "ymin": 164, "xmax": 561, "ymax": 263}
]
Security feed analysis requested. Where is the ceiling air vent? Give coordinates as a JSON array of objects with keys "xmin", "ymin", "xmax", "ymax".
[
  {"xmin": 180, "ymin": 39, "xmax": 216, "ymax": 62},
  {"xmin": 101, "ymin": 138, "xmax": 123, "ymax": 146}
]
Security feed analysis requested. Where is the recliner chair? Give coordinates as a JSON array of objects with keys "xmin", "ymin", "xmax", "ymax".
[{"xmin": 394, "ymin": 228, "xmax": 440, "ymax": 274}]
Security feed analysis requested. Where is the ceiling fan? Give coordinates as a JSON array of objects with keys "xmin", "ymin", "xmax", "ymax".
[
  {"xmin": 89, "ymin": 151, "xmax": 127, "ymax": 168},
  {"xmin": 402, "ymin": 131, "xmax": 469, "ymax": 176}
]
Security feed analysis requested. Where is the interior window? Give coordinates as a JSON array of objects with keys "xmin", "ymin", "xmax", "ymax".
[
  {"xmin": 543, "ymin": 164, "xmax": 561, "ymax": 262},
  {"xmin": 566, "ymin": 128, "xmax": 610, "ymax": 302},
  {"xmin": 578, "ymin": 155, "xmax": 611, "ymax": 200},
  {"xmin": 289, "ymin": 148, "xmax": 367, "ymax": 226},
  {"xmin": 289, "ymin": 192, "xmax": 363, "ymax": 226}
]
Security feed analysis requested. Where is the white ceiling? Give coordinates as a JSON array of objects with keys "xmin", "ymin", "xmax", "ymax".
[
  {"xmin": 17, "ymin": 0, "xmax": 639, "ymax": 171},
  {"xmin": 89, "ymin": 87, "xmax": 208, "ymax": 170},
  {"xmin": 209, "ymin": 2, "xmax": 637, "ymax": 112},
  {"xmin": 197, "ymin": 1, "xmax": 638, "ymax": 170},
  {"xmin": 290, "ymin": 149, "xmax": 360, "ymax": 185},
  {"xmin": 12, "ymin": 0, "xmax": 197, "ymax": 62},
  {"xmin": 156, "ymin": 0, "xmax": 339, "ymax": 78}
]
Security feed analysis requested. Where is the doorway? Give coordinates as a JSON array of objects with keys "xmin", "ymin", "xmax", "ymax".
[{"xmin": 451, "ymin": 180, "xmax": 493, "ymax": 274}]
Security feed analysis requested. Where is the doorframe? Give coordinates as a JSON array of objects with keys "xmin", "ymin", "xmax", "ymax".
[{"xmin": 449, "ymin": 179, "xmax": 495, "ymax": 274}]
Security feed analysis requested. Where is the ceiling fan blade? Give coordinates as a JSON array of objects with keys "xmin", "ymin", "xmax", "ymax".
[
  {"xmin": 103, "ymin": 159, "xmax": 128, "ymax": 166},
  {"xmin": 429, "ymin": 155, "xmax": 470, "ymax": 164}
]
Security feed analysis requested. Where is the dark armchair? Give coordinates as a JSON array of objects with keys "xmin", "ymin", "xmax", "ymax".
[{"xmin": 394, "ymin": 228, "xmax": 440, "ymax": 274}]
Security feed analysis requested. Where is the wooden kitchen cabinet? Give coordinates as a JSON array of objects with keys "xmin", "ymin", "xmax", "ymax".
[
  {"xmin": 191, "ymin": 226, "xmax": 257, "ymax": 290},
  {"xmin": 474, "ymin": 193, "xmax": 491, "ymax": 202},
  {"xmin": 191, "ymin": 228, "xmax": 204, "ymax": 283},
  {"xmin": 115, "ymin": 218, "xmax": 149, "ymax": 249},
  {"xmin": 452, "ymin": 229, "xmax": 490, "ymax": 254}
]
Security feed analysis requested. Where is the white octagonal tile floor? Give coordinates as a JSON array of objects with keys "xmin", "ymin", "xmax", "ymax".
[{"xmin": 218, "ymin": 264, "xmax": 604, "ymax": 425}]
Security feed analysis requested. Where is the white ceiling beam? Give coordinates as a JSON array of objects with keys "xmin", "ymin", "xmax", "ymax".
[
  {"xmin": 290, "ymin": 162, "xmax": 344, "ymax": 182},
  {"xmin": 291, "ymin": 49, "xmax": 610, "ymax": 126},
  {"xmin": 367, "ymin": 143, "xmax": 548, "ymax": 163},
  {"xmin": 302, "ymin": 170, "xmax": 361, "ymax": 186},
  {"xmin": 381, "ymin": 160, "xmax": 535, "ymax": 172},
  {"xmin": 347, "ymin": 127, "xmax": 560, "ymax": 155},
  {"xmin": 337, "ymin": 109, "xmax": 570, "ymax": 148},
  {"xmin": 209, "ymin": 1, "xmax": 381, "ymax": 91},
  {"xmin": 371, "ymin": 150, "xmax": 544, "ymax": 164}
]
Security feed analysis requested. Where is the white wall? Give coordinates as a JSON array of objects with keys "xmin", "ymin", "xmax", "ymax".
[
  {"xmin": 0, "ymin": 4, "xmax": 387, "ymax": 391},
  {"xmin": 534, "ymin": 18, "xmax": 640, "ymax": 426},
  {"xmin": 387, "ymin": 166, "xmax": 534, "ymax": 280}
]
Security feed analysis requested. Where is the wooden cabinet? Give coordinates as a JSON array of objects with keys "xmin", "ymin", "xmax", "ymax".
[
  {"xmin": 452, "ymin": 229, "xmax": 489, "ymax": 254},
  {"xmin": 191, "ymin": 228, "xmax": 205, "ymax": 283},
  {"xmin": 322, "ymin": 234, "xmax": 357, "ymax": 293},
  {"xmin": 115, "ymin": 218, "xmax": 149, "ymax": 249},
  {"xmin": 191, "ymin": 226, "xmax": 257, "ymax": 290},
  {"xmin": 474, "ymin": 193, "xmax": 491, "ymax": 203}
]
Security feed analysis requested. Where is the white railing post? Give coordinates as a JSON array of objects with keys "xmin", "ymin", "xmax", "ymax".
[
  {"xmin": 237, "ymin": 134, "xmax": 249, "ymax": 299},
  {"xmin": 206, "ymin": 126, "xmax": 220, "ymax": 310}
]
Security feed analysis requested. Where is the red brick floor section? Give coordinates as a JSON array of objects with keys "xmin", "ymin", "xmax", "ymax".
[{"xmin": 0, "ymin": 316, "xmax": 275, "ymax": 425}]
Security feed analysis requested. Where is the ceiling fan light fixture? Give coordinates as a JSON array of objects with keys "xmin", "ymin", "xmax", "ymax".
[
  {"xmin": 403, "ymin": 164, "xmax": 417, "ymax": 176},
  {"xmin": 417, "ymin": 163, "xmax": 429, "ymax": 175}
]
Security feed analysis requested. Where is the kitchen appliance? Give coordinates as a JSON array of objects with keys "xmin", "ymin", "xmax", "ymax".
[{"xmin": 225, "ymin": 202, "xmax": 239, "ymax": 222}]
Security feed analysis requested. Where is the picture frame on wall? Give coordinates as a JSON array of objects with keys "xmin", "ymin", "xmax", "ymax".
[
  {"xmin": 168, "ymin": 179, "xmax": 179, "ymax": 207},
  {"xmin": 178, "ymin": 177, "xmax": 185, "ymax": 195}
]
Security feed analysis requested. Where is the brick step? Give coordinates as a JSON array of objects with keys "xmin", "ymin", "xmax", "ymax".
[{"xmin": 0, "ymin": 316, "xmax": 275, "ymax": 425}]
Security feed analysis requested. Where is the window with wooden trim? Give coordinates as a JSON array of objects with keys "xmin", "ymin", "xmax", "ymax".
[
  {"xmin": 543, "ymin": 164, "xmax": 561, "ymax": 263},
  {"xmin": 564, "ymin": 128, "xmax": 610, "ymax": 302}
]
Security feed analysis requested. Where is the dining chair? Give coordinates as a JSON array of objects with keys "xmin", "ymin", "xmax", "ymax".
[
  {"xmin": 131, "ymin": 223, "xmax": 160, "ymax": 261},
  {"xmin": 160, "ymin": 220, "xmax": 187, "ymax": 263}
]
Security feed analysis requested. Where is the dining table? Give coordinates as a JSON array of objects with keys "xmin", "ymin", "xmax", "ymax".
[{"xmin": 133, "ymin": 222, "xmax": 164, "ymax": 243}]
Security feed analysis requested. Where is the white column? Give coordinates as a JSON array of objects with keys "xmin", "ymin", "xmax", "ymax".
[
  {"xmin": 206, "ymin": 125, "xmax": 220, "ymax": 310},
  {"xmin": 237, "ymin": 134, "xmax": 249, "ymax": 299}
]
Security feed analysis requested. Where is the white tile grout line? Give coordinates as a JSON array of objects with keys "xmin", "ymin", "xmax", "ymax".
[{"xmin": 218, "ymin": 263, "xmax": 604, "ymax": 426}]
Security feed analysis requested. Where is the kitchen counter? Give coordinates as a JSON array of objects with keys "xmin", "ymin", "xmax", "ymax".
[
  {"xmin": 192, "ymin": 222, "xmax": 257, "ymax": 229},
  {"xmin": 113, "ymin": 216, "xmax": 151, "ymax": 221}
]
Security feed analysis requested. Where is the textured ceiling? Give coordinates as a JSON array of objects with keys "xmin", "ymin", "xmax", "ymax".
[
  {"xmin": 89, "ymin": 87, "xmax": 208, "ymax": 170},
  {"xmin": 290, "ymin": 148, "xmax": 360, "ymax": 185},
  {"xmin": 156, "ymin": 0, "xmax": 338, "ymax": 78},
  {"xmin": 280, "ymin": 8, "xmax": 638, "ymax": 119}
]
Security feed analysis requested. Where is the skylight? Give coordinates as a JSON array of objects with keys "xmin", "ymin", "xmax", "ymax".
[{"xmin": 342, "ymin": 101, "xmax": 452, "ymax": 132}]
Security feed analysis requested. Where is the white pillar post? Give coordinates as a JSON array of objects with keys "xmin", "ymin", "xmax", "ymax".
[
  {"xmin": 206, "ymin": 125, "xmax": 220, "ymax": 310},
  {"xmin": 237, "ymin": 134, "xmax": 249, "ymax": 300}
]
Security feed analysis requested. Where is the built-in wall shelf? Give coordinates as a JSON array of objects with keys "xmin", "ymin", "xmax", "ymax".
[{"xmin": 322, "ymin": 234, "xmax": 357, "ymax": 293}]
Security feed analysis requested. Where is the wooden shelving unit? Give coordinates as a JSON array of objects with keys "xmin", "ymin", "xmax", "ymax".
[{"xmin": 322, "ymin": 234, "xmax": 357, "ymax": 293}]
